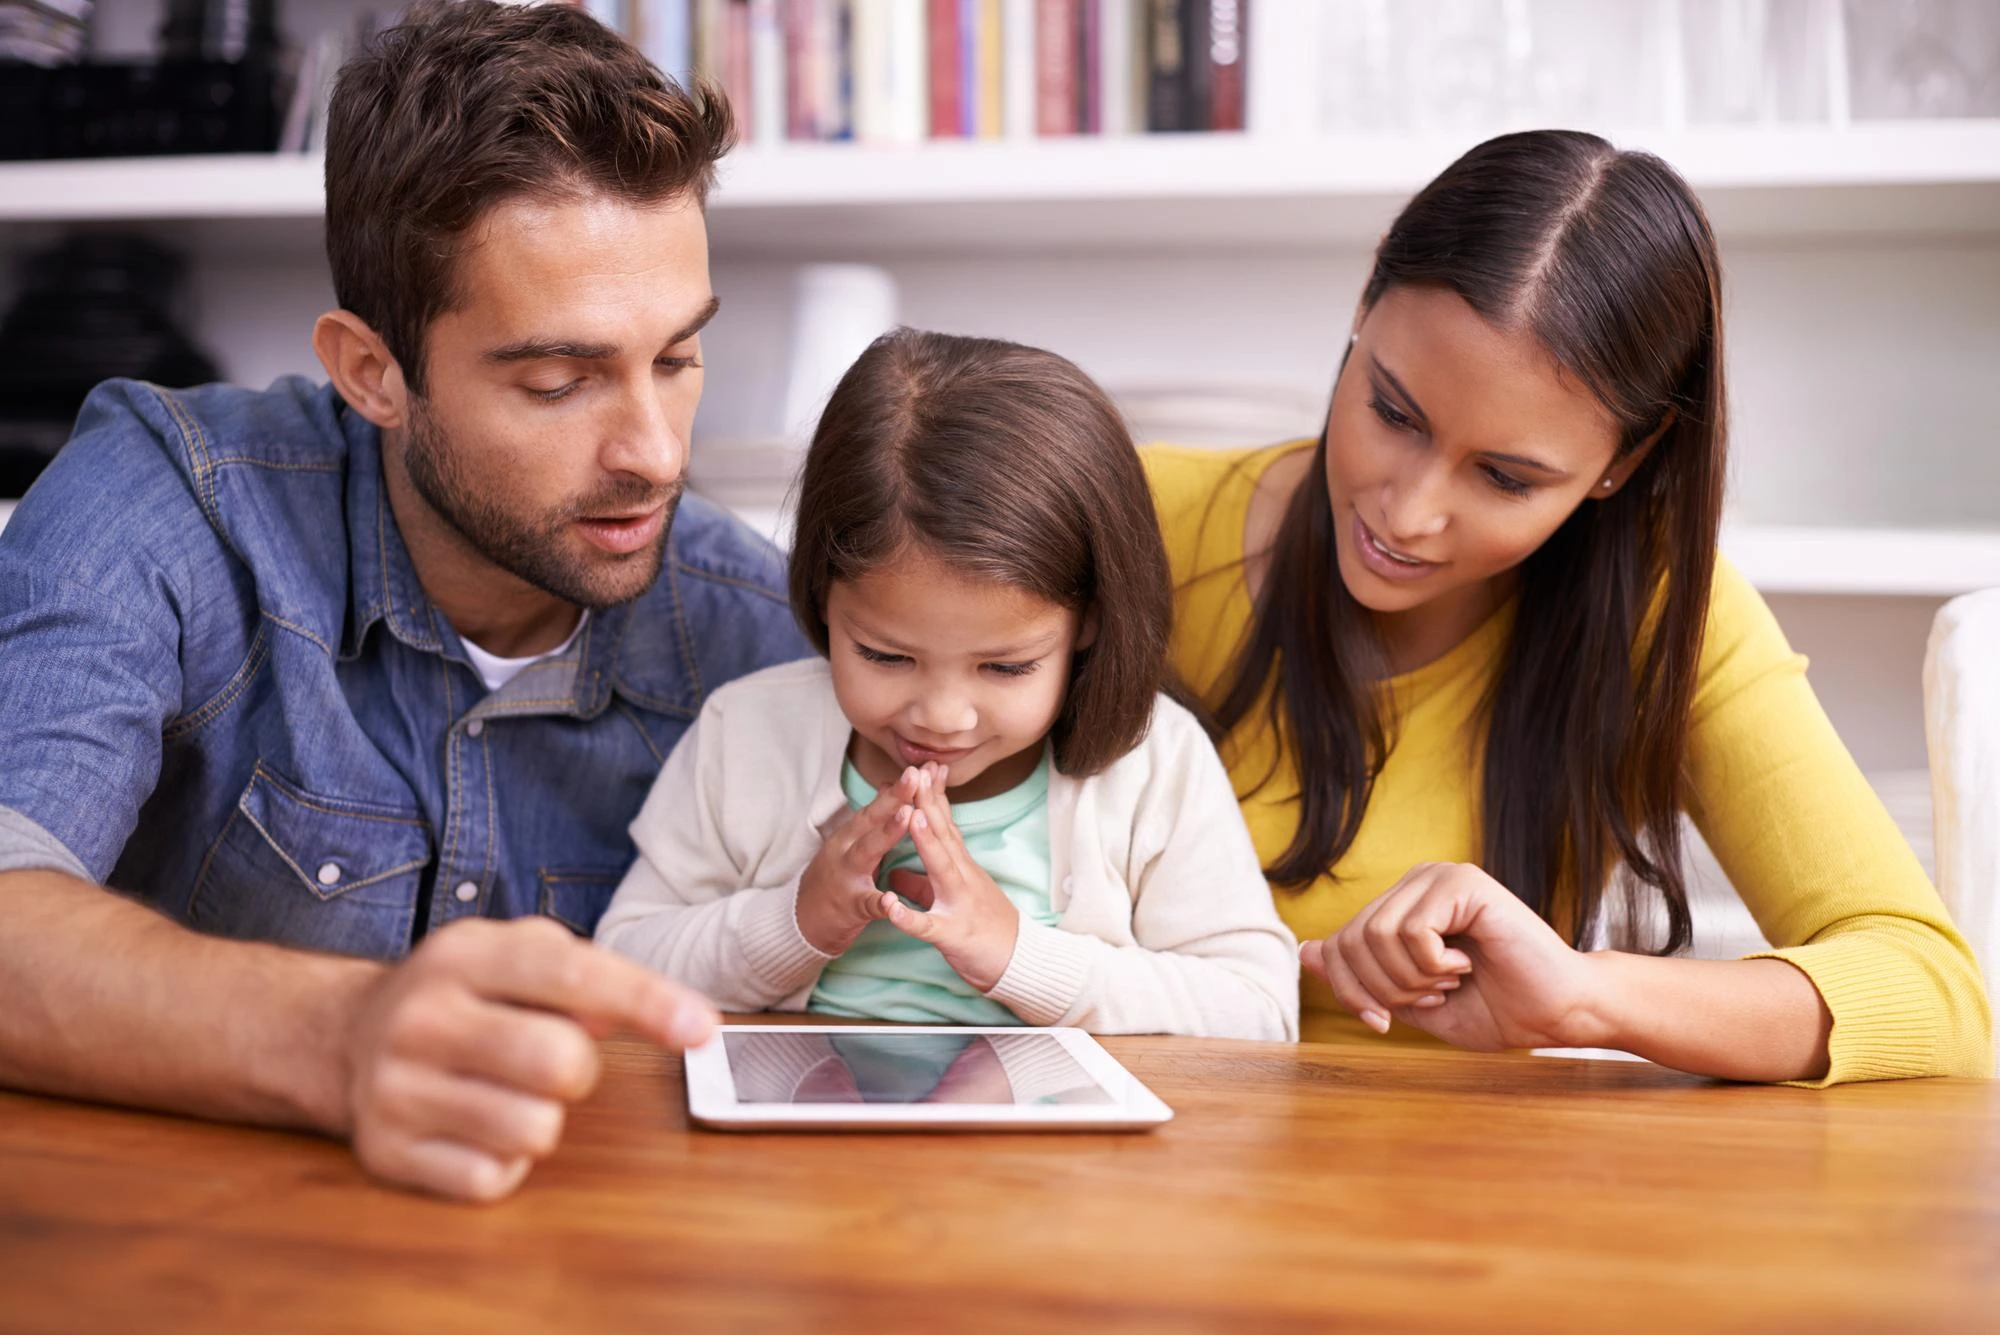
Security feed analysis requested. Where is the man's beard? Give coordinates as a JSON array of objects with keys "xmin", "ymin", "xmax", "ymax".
[{"xmin": 403, "ymin": 400, "xmax": 680, "ymax": 611}]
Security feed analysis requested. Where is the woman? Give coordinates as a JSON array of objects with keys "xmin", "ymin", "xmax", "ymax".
[{"xmin": 1148, "ymin": 130, "xmax": 1991, "ymax": 1084}]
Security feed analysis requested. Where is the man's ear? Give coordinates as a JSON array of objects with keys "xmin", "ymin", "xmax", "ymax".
[
  {"xmin": 1593, "ymin": 407, "xmax": 1679, "ymax": 500},
  {"xmin": 313, "ymin": 310, "xmax": 410, "ymax": 430}
]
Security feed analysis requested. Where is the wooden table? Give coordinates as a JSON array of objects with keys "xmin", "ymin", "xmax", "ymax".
[{"xmin": 3, "ymin": 1031, "xmax": 1997, "ymax": 1334}]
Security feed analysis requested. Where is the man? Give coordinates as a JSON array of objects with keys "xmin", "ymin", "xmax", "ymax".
[{"xmin": 0, "ymin": 1, "xmax": 808, "ymax": 1201}]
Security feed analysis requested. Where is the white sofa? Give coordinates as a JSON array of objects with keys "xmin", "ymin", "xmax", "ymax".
[{"xmin": 1925, "ymin": 589, "xmax": 2000, "ymax": 1064}]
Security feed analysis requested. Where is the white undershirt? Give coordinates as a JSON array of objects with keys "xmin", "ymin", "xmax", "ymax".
[{"xmin": 461, "ymin": 612, "xmax": 589, "ymax": 692}]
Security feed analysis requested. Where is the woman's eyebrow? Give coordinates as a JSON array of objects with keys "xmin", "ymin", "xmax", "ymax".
[
  {"xmin": 1483, "ymin": 450, "xmax": 1572, "ymax": 479},
  {"xmin": 1369, "ymin": 356, "xmax": 1429, "ymax": 423}
]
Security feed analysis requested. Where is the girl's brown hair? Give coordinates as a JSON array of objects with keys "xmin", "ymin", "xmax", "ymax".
[
  {"xmin": 790, "ymin": 328, "xmax": 1172, "ymax": 777},
  {"xmin": 1210, "ymin": 129, "xmax": 1727, "ymax": 954}
]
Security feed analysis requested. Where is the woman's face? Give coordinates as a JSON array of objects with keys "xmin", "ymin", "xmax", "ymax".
[{"xmin": 1325, "ymin": 285, "xmax": 1637, "ymax": 620}]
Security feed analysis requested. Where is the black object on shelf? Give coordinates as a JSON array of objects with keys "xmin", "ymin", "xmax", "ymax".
[
  {"xmin": 0, "ymin": 233, "xmax": 220, "ymax": 498},
  {"xmin": 0, "ymin": 57, "xmax": 282, "ymax": 158},
  {"xmin": 160, "ymin": 0, "xmax": 278, "ymax": 63}
]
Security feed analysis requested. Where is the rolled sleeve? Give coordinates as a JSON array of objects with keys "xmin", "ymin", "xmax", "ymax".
[
  {"xmin": 0, "ymin": 569, "xmax": 184, "ymax": 883},
  {"xmin": 0, "ymin": 804, "xmax": 91, "ymax": 880}
]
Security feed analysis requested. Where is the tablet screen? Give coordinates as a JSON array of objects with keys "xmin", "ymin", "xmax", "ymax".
[{"xmin": 722, "ymin": 1031, "xmax": 1117, "ymax": 1107}]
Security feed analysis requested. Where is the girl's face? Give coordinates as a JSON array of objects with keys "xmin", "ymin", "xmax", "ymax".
[
  {"xmin": 826, "ymin": 548, "xmax": 1089, "ymax": 803},
  {"xmin": 1325, "ymin": 285, "xmax": 1643, "ymax": 628}
]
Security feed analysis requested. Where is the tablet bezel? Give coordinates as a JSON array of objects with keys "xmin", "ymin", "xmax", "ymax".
[{"xmin": 683, "ymin": 1025, "xmax": 1175, "ymax": 1131}]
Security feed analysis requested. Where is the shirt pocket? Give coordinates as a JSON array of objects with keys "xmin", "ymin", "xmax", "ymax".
[
  {"xmin": 190, "ymin": 763, "xmax": 432, "ymax": 959},
  {"xmin": 538, "ymin": 866, "xmax": 625, "ymax": 937}
]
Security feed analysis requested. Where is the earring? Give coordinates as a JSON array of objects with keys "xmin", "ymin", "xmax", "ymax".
[
  {"xmin": 1600, "ymin": 478, "xmax": 1615, "ymax": 491},
  {"xmin": 1349, "ymin": 333, "xmax": 1359, "ymax": 346}
]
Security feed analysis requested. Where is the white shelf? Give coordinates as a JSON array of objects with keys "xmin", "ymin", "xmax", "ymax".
[
  {"xmin": 6, "ymin": 121, "xmax": 2000, "ymax": 252},
  {"xmin": 1722, "ymin": 524, "xmax": 2000, "ymax": 597}
]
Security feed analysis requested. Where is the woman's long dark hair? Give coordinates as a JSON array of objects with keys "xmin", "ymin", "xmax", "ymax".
[{"xmin": 1210, "ymin": 130, "xmax": 1726, "ymax": 954}]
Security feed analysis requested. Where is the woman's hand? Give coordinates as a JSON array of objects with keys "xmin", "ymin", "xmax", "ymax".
[
  {"xmin": 794, "ymin": 767, "xmax": 923, "ymax": 956},
  {"xmin": 878, "ymin": 765, "xmax": 1022, "ymax": 992},
  {"xmin": 1300, "ymin": 862, "xmax": 1607, "ymax": 1051}
]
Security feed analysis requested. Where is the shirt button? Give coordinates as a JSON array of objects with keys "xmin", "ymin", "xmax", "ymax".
[
  {"xmin": 466, "ymin": 719, "xmax": 484, "ymax": 738},
  {"xmin": 316, "ymin": 862, "xmax": 342, "ymax": 887},
  {"xmin": 453, "ymin": 881, "xmax": 479, "ymax": 904}
]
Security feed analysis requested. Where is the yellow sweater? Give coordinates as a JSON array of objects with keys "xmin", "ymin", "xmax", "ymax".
[{"xmin": 1146, "ymin": 443, "xmax": 1993, "ymax": 1083}]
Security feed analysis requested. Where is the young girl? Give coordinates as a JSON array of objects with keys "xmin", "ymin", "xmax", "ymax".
[{"xmin": 595, "ymin": 328, "xmax": 1299, "ymax": 1041}]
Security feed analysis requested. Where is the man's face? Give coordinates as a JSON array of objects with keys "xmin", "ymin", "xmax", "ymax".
[{"xmin": 403, "ymin": 191, "xmax": 715, "ymax": 610}]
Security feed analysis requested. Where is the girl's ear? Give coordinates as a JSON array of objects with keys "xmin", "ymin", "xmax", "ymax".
[{"xmin": 1076, "ymin": 603, "xmax": 1101, "ymax": 653}]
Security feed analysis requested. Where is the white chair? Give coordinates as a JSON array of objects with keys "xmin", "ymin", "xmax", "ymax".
[{"xmin": 1924, "ymin": 588, "xmax": 2000, "ymax": 1064}]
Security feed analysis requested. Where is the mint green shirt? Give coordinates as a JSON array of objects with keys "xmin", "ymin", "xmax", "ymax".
[{"xmin": 808, "ymin": 750, "xmax": 1058, "ymax": 1025}]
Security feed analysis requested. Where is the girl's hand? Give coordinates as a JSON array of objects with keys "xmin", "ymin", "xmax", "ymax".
[
  {"xmin": 795, "ymin": 767, "xmax": 923, "ymax": 956},
  {"xmin": 1300, "ymin": 862, "xmax": 1607, "ymax": 1052},
  {"xmin": 879, "ymin": 765, "xmax": 1022, "ymax": 992}
]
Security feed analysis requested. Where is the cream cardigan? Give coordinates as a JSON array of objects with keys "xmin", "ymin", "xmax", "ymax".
[{"xmin": 595, "ymin": 659, "xmax": 1300, "ymax": 1041}]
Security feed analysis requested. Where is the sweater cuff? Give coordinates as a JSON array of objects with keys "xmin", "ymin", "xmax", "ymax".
[
  {"xmin": 985, "ymin": 919, "xmax": 1091, "ymax": 1026},
  {"xmin": 1747, "ymin": 939, "xmax": 1940, "ymax": 1086},
  {"xmin": 739, "ymin": 882, "xmax": 835, "ymax": 997}
]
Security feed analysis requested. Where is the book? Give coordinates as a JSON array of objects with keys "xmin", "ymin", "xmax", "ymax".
[
  {"xmin": 886, "ymin": 0, "xmax": 928, "ymax": 143},
  {"xmin": 1078, "ymin": 0, "xmax": 1099, "ymax": 133},
  {"xmin": 975, "ymin": 0, "xmax": 1004, "ymax": 137},
  {"xmin": 720, "ymin": 0, "xmax": 756, "ymax": 138},
  {"xmin": 1206, "ymin": 0, "xmax": 1243, "ymax": 132},
  {"xmin": 927, "ymin": 0, "xmax": 961, "ymax": 137},
  {"xmin": 1143, "ymin": 0, "xmax": 1185, "ymax": 131},
  {"xmin": 748, "ymin": 0, "xmax": 785, "ymax": 145},
  {"xmin": 782, "ymin": 0, "xmax": 811, "ymax": 137},
  {"xmin": 1034, "ymin": 0, "xmax": 1079, "ymax": 136},
  {"xmin": 1002, "ymin": 0, "xmax": 1035, "ymax": 138},
  {"xmin": 819, "ymin": 0, "xmax": 853, "ymax": 140},
  {"xmin": 851, "ymin": 0, "xmax": 889, "ymax": 141},
  {"xmin": 1097, "ymin": 0, "xmax": 1138, "ymax": 136},
  {"xmin": 1178, "ymin": 0, "xmax": 1210, "ymax": 132}
]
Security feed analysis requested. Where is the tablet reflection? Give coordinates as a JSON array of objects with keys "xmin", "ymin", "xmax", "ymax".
[{"xmin": 723, "ymin": 1032, "xmax": 1114, "ymax": 1106}]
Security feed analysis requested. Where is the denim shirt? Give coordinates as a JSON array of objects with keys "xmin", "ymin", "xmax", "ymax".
[{"xmin": 0, "ymin": 377, "xmax": 808, "ymax": 958}]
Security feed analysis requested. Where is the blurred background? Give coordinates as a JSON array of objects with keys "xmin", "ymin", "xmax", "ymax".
[{"xmin": 3, "ymin": 0, "xmax": 1998, "ymax": 948}]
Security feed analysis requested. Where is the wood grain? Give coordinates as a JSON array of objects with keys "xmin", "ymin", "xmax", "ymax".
[{"xmin": 2, "ymin": 1029, "xmax": 1996, "ymax": 1334}]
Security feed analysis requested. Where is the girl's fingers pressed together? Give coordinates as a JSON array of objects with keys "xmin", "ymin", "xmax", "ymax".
[
  {"xmin": 846, "ymin": 801, "xmax": 913, "ymax": 872},
  {"xmin": 908, "ymin": 808, "xmax": 957, "ymax": 896}
]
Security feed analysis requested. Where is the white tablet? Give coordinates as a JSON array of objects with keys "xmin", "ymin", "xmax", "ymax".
[{"xmin": 683, "ymin": 1025, "xmax": 1174, "ymax": 1131}]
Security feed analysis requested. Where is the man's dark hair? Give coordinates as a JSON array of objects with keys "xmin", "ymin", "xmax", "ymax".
[
  {"xmin": 790, "ymin": 328, "xmax": 1174, "ymax": 778},
  {"xmin": 324, "ymin": 0, "xmax": 734, "ymax": 393}
]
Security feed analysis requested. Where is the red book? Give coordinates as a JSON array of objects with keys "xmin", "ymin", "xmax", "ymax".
[
  {"xmin": 1035, "ymin": 0, "xmax": 1079, "ymax": 136},
  {"xmin": 928, "ymin": 0, "xmax": 962, "ymax": 138},
  {"xmin": 1079, "ymin": 0, "xmax": 1100, "ymax": 134},
  {"xmin": 783, "ymin": 0, "xmax": 814, "ymax": 139}
]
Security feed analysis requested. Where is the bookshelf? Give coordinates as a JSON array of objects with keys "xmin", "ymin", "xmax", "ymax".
[{"xmin": 7, "ymin": 121, "xmax": 2000, "ymax": 250}]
